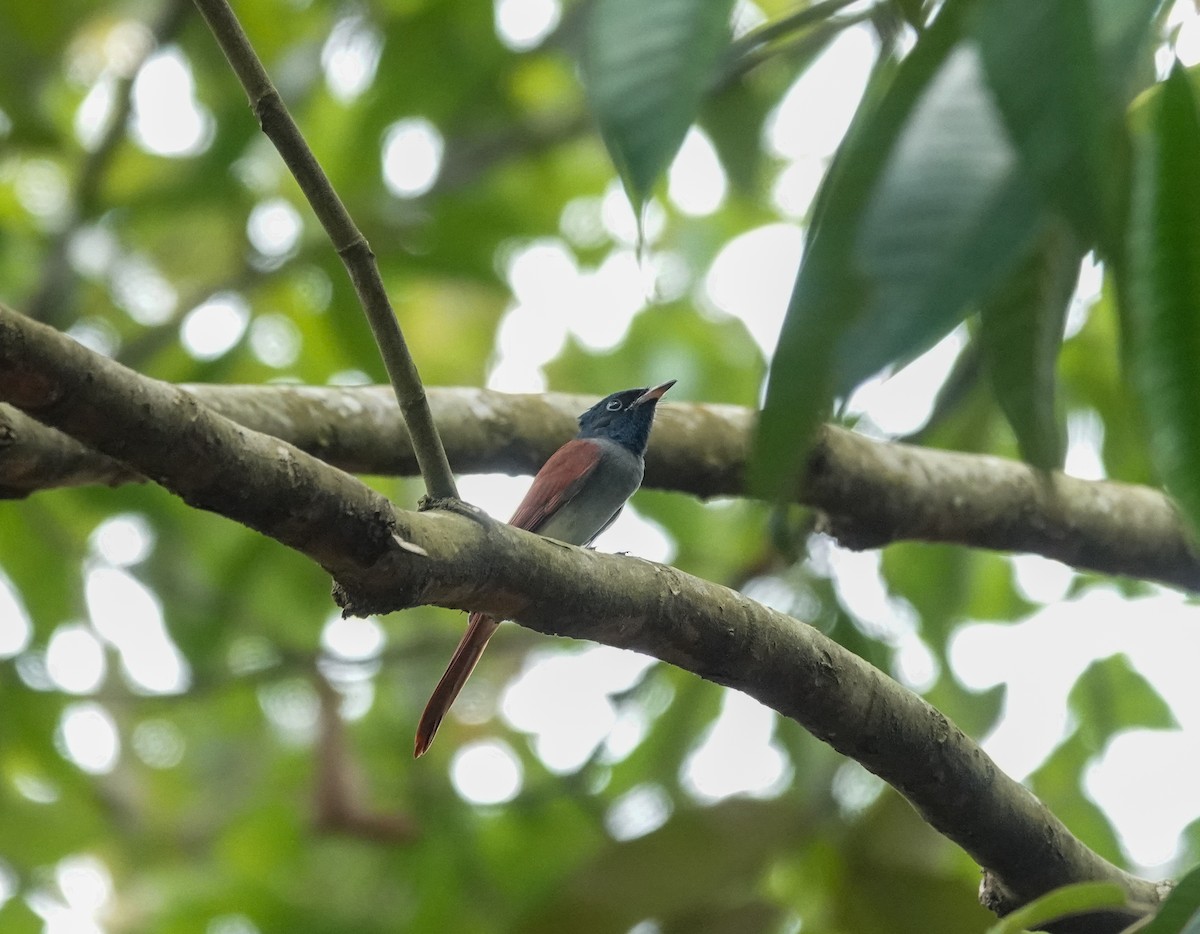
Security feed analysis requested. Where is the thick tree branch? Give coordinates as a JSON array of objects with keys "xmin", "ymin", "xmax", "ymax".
[
  {"xmin": 189, "ymin": 0, "xmax": 458, "ymax": 501},
  {"xmin": 805, "ymin": 428, "xmax": 1200, "ymax": 590},
  {"xmin": 5, "ymin": 379, "xmax": 1198, "ymax": 594},
  {"xmin": 0, "ymin": 304, "xmax": 396, "ymax": 577},
  {"xmin": 339, "ymin": 511, "xmax": 1157, "ymax": 934},
  {"xmin": 0, "ymin": 306, "xmax": 1165, "ymax": 933}
]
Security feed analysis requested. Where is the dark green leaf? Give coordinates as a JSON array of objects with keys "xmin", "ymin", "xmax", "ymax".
[
  {"xmin": 978, "ymin": 217, "xmax": 1081, "ymax": 469},
  {"xmin": 894, "ymin": 0, "xmax": 926, "ymax": 30},
  {"xmin": 754, "ymin": 0, "xmax": 1044, "ymax": 497},
  {"xmin": 971, "ymin": 2, "xmax": 1108, "ymax": 242},
  {"xmin": 582, "ymin": 0, "xmax": 737, "ymax": 210},
  {"xmin": 839, "ymin": 49, "xmax": 1041, "ymax": 391},
  {"xmin": 701, "ymin": 79, "xmax": 776, "ymax": 196},
  {"xmin": 1090, "ymin": 0, "xmax": 1165, "ymax": 103},
  {"xmin": 1126, "ymin": 64, "xmax": 1200, "ymax": 535}
]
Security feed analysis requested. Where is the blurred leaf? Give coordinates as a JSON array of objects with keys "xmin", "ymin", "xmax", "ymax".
[
  {"xmin": 605, "ymin": 672, "xmax": 725, "ymax": 798},
  {"xmin": 1126, "ymin": 64, "xmax": 1200, "ymax": 536},
  {"xmin": 661, "ymin": 901, "xmax": 785, "ymax": 934},
  {"xmin": 894, "ymin": 0, "xmax": 926, "ymax": 30},
  {"xmin": 983, "ymin": 881, "xmax": 1127, "ymax": 934},
  {"xmin": 0, "ymin": 1, "xmax": 92, "ymax": 142},
  {"xmin": 836, "ymin": 791, "xmax": 993, "ymax": 934},
  {"xmin": 754, "ymin": 1, "xmax": 1044, "ymax": 497},
  {"xmin": 839, "ymin": 46, "xmax": 1040, "ymax": 392},
  {"xmin": 582, "ymin": 0, "xmax": 737, "ymax": 210},
  {"xmin": 0, "ymin": 499, "xmax": 83, "ymax": 633},
  {"xmin": 519, "ymin": 798, "xmax": 807, "ymax": 933},
  {"xmin": 1141, "ymin": 862, "xmax": 1200, "ymax": 934},
  {"xmin": 634, "ymin": 491, "xmax": 769, "ymax": 585},
  {"xmin": 978, "ymin": 217, "xmax": 1082, "ymax": 469},
  {"xmin": 970, "ymin": 2, "xmax": 1109, "ymax": 243},
  {"xmin": 1060, "ymin": 270, "xmax": 1157, "ymax": 485},
  {"xmin": 882, "ymin": 543, "xmax": 1034, "ymax": 661},
  {"xmin": 701, "ymin": 78, "xmax": 780, "ymax": 197},
  {"xmin": 1028, "ymin": 732, "xmax": 1124, "ymax": 864},
  {"xmin": 1068, "ymin": 653, "xmax": 1178, "ymax": 750},
  {"xmin": 1090, "ymin": 0, "xmax": 1165, "ymax": 103},
  {"xmin": 703, "ymin": 10, "xmax": 859, "ymax": 197},
  {"xmin": 0, "ymin": 899, "xmax": 39, "ymax": 934},
  {"xmin": 545, "ymin": 301, "xmax": 765, "ymax": 409}
]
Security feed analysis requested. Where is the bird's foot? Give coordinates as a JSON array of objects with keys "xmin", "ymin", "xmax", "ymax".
[{"xmin": 421, "ymin": 495, "xmax": 493, "ymax": 527}]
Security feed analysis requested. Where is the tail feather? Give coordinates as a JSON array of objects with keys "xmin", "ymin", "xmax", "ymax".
[{"xmin": 413, "ymin": 612, "xmax": 501, "ymax": 757}]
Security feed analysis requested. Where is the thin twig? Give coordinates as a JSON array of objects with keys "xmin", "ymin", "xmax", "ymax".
[{"xmin": 188, "ymin": 0, "xmax": 458, "ymax": 501}]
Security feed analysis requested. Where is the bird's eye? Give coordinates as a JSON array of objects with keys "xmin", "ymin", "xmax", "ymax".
[{"xmin": 606, "ymin": 400, "xmax": 623, "ymax": 411}]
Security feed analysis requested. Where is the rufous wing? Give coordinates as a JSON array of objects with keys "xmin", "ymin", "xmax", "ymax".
[{"xmin": 507, "ymin": 438, "xmax": 601, "ymax": 532}]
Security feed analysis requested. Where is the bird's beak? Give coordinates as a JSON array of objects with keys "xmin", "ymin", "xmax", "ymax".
[{"xmin": 634, "ymin": 380, "xmax": 676, "ymax": 406}]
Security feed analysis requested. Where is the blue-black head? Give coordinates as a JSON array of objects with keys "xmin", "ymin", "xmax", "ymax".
[{"xmin": 576, "ymin": 381, "xmax": 675, "ymax": 454}]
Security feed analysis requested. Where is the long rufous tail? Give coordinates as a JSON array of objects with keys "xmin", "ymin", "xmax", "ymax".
[{"xmin": 414, "ymin": 612, "xmax": 501, "ymax": 757}]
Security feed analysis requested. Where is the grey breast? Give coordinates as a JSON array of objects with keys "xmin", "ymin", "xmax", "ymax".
[{"xmin": 537, "ymin": 439, "xmax": 644, "ymax": 547}]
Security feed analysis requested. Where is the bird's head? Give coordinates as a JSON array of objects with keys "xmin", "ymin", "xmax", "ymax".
[{"xmin": 577, "ymin": 380, "xmax": 675, "ymax": 454}]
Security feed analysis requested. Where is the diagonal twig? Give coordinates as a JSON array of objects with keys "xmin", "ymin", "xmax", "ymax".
[{"xmin": 189, "ymin": 0, "xmax": 458, "ymax": 501}]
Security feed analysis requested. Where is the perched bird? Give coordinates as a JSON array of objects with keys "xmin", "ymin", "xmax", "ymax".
[{"xmin": 414, "ymin": 380, "xmax": 675, "ymax": 758}]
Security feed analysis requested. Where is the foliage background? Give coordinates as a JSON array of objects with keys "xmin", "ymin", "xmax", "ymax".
[{"xmin": 1, "ymin": 0, "xmax": 1198, "ymax": 932}]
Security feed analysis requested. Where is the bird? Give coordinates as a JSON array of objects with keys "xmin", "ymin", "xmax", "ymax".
[{"xmin": 414, "ymin": 380, "xmax": 676, "ymax": 758}]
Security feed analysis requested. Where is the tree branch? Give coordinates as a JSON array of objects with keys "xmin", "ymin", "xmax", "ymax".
[
  {"xmin": 5, "ymin": 377, "xmax": 1198, "ymax": 594},
  {"xmin": 188, "ymin": 0, "xmax": 458, "ymax": 501},
  {"xmin": 0, "ymin": 306, "xmax": 1164, "ymax": 933},
  {"xmin": 0, "ymin": 304, "xmax": 396, "ymax": 578}
]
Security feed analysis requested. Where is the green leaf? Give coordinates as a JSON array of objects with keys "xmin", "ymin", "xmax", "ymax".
[
  {"xmin": 1126, "ymin": 64, "xmax": 1200, "ymax": 536},
  {"xmin": 1068, "ymin": 653, "xmax": 1178, "ymax": 750},
  {"xmin": 970, "ymin": 2, "xmax": 1108, "ymax": 243},
  {"xmin": 983, "ymin": 881, "xmax": 1128, "ymax": 934},
  {"xmin": 840, "ymin": 47, "xmax": 1041, "ymax": 391},
  {"xmin": 837, "ymin": 792, "xmax": 998, "ymax": 934},
  {"xmin": 895, "ymin": 0, "xmax": 926, "ymax": 30},
  {"xmin": 752, "ymin": 4, "xmax": 961, "ymax": 497},
  {"xmin": 1027, "ymin": 732, "xmax": 1124, "ymax": 864},
  {"xmin": 979, "ymin": 217, "xmax": 1082, "ymax": 469},
  {"xmin": 754, "ymin": 0, "xmax": 1044, "ymax": 497},
  {"xmin": 702, "ymin": 13, "xmax": 848, "ymax": 198},
  {"xmin": 1090, "ymin": 0, "xmax": 1164, "ymax": 103},
  {"xmin": 582, "ymin": 0, "xmax": 736, "ymax": 210},
  {"xmin": 1141, "ymin": 862, "xmax": 1200, "ymax": 934}
]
